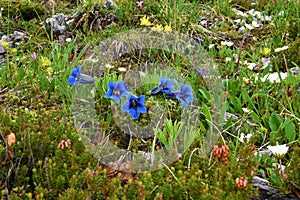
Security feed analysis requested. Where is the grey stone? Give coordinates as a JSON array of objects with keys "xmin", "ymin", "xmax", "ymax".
[
  {"xmin": 103, "ymin": 0, "xmax": 118, "ymax": 9},
  {"xmin": 290, "ymin": 67, "xmax": 300, "ymax": 75},
  {"xmin": 12, "ymin": 31, "xmax": 28, "ymax": 42},
  {"xmin": 45, "ymin": 13, "xmax": 67, "ymax": 34},
  {"xmin": 0, "ymin": 46, "xmax": 6, "ymax": 54}
]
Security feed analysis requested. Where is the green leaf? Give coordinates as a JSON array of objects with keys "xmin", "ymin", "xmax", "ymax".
[
  {"xmin": 251, "ymin": 112, "xmax": 261, "ymax": 124},
  {"xmin": 269, "ymin": 112, "xmax": 283, "ymax": 132},
  {"xmin": 202, "ymin": 102, "xmax": 211, "ymax": 123},
  {"xmin": 17, "ymin": 67, "xmax": 25, "ymax": 81},
  {"xmin": 283, "ymin": 119, "xmax": 296, "ymax": 142},
  {"xmin": 230, "ymin": 96, "xmax": 242, "ymax": 112},
  {"xmin": 199, "ymin": 87, "xmax": 211, "ymax": 101},
  {"xmin": 224, "ymin": 116, "xmax": 233, "ymax": 129}
]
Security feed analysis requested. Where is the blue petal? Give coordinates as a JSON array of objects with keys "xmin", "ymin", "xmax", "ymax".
[
  {"xmin": 176, "ymin": 84, "xmax": 194, "ymax": 107},
  {"xmin": 108, "ymin": 82, "xmax": 116, "ymax": 90},
  {"xmin": 67, "ymin": 77, "xmax": 77, "ymax": 86},
  {"xmin": 71, "ymin": 66, "xmax": 81, "ymax": 77},
  {"xmin": 150, "ymin": 86, "xmax": 161, "ymax": 95},
  {"xmin": 137, "ymin": 95, "xmax": 145, "ymax": 103},
  {"xmin": 105, "ymin": 89, "xmax": 113, "ymax": 98},
  {"xmin": 129, "ymin": 108, "xmax": 139, "ymax": 119},
  {"xmin": 112, "ymin": 95, "xmax": 121, "ymax": 104},
  {"xmin": 122, "ymin": 100, "xmax": 130, "ymax": 112},
  {"xmin": 136, "ymin": 105, "xmax": 147, "ymax": 113}
]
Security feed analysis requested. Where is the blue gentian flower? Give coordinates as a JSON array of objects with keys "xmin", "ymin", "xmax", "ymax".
[
  {"xmin": 175, "ymin": 84, "xmax": 194, "ymax": 108},
  {"xmin": 122, "ymin": 95, "xmax": 147, "ymax": 119},
  {"xmin": 105, "ymin": 80, "xmax": 129, "ymax": 104},
  {"xmin": 150, "ymin": 77, "xmax": 174, "ymax": 95},
  {"xmin": 67, "ymin": 66, "xmax": 95, "ymax": 86}
]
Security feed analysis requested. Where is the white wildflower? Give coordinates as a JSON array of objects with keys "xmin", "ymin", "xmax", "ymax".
[
  {"xmin": 242, "ymin": 107, "xmax": 251, "ymax": 113},
  {"xmin": 65, "ymin": 38, "xmax": 72, "ymax": 43},
  {"xmin": 267, "ymin": 144, "xmax": 289, "ymax": 158},
  {"xmin": 221, "ymin": 41, "xmax": 234, "ymax": 47},
  {"xmin": 209, "ymin": 44, "xmax": 215, "ymax": 49},
  {"xmin": 239, "ymin": 133, "xmax": 253, "ymax": 143},
  {"xmin": 225, "ymin": 57, "xmax": 232, "ymax": 62},
  {"xmin": 245, "ymin": 23, "xmax": 254, "ymax": 30},
  {"xmin": 118, "ymin": 67, "xmax": 127, "ymax": 72},
  {"xmin": 274, "ymin": 46, "xmax": 288, "ymax": 53},
  {"xmin": 105, "ymin": 64, "xmax": 114, "ymax": 69},
  {"xmin": 252, "ymin": 20, "xmax": 260, "ymax": 28},
  {"xmin": 247, "ymin": 62, "xmax": 257, "ymax": 70},
  {"xmin": 278, "ymin": 11, "xmax": 284, "ymax": 16}
]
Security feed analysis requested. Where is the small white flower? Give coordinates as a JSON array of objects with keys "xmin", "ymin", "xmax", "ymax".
[
  {"xmin": 239, "ymin": 133, "xmax": 253, "ymax": 143},
  {"xmin": 209, "ymin": 44, "xmax": 215, "ymax": 49},
  {"xmin": 264, "ymin": 16, "xmax": 272, "ymax": 21},
  {"xmin": 234, "ymin": 10, "xmax": 248, "ymax": 17},
  {"xmin": 272, "ymin": 163, "xmax": 286, "ymax": 171},
  {"xmin": 267, "ymin": 144, "xmax": 289, "ymax": 158},
  {"xmin": 221, "ymin": 41, "xmax": 234, "ymax": 47},
  {"xmin": 238, "ymin": 26, "xmax": 246, "ymax": 33},
  {"xmin": 225, "ymin": 57, "xmax": 232, "ymax": 62},
  {"xmin": 118, "ymin": 67, "xmax": 127, "ymax": 72},
  {"xmin": 247, "ymin": 62, "xmax": 257, "ymax": 70},
  {"xmin": 65, "ymin": 38, "xmax": 72, "ymax": 43},
  {"xmin": 234, "ymin": 19, "xmax": 242, "ymax": 24},
  {"xmin": 242, "ymin": 107, "xmax": 251, "ymax": 113},
  {"xmin": 274, "ymin": 46, "xmax": 288, "ymax": 53},
  {"xmin": 252, "ymin": 20, "xmax": 260, "ymax": 28},
  {"xmin": 105, "ymin": 64, "xmax": 114, "ymax": 69},
  {"xmin": 245, "ymin": 23, "xmax": 254, "ymax": 30},
  {"xmin": 278, "ymin": 11, "xmax": 284, "ymax": 16},
  {"xmin": 248, "ymin": 9, "xmax": 262, "ymax": 19}
]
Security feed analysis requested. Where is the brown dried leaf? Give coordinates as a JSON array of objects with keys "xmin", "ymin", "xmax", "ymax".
[{"xmin": 6, "ymin": 133, "xmax": 16, "ymax": 147}]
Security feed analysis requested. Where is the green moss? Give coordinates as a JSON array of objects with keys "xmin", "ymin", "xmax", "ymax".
[{"xmin": 0, "ymin": 0, "xmax": 45, "ymax": 20}]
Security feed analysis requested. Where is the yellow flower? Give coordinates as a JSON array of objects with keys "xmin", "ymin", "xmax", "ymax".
[
  {"xmin": 164, "ymin": 25, "xmax": 172, "ymax": 33},
  {"xmin": 260, "ymin": 48, "xmax": 270, "ymax": 56},
  {"xmin": 46, "ymin": 67, "xmax": 53, "ymax": 76},
  {"xmin": 40, "ymin": 56, "xmax": 51, "ymax": 67},
  {"xmin": 140, "ymin": 15, "xmax": 151, "ymax": 26},
  {"xmin": 151, "ymin": 24, "xmax": 164, "ymax": 32},
  {"xmin": 1, "ymin": 41, "xmax": 8, "ymax": 48},
  {"xmin": 11, "ymin": 48, "xmax": 17, "ymax": 54}
]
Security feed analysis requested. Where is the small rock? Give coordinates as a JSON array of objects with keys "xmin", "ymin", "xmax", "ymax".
[
  {"xmin": 45, "ymin": 14, "xmax": 67, "ymax": 35},
  {"xmin": 253, "ymin": 176, "xmax": 278, "ymax": 199},
  {"xmin": 290, "ymin": 67, "xmax": 300, "ymax": 75},
  {"xmin": 0, "ymin": 46, "xmax": 6, "ymax": 54},
  {"xmin": 103, "ymin": 0, "xmax": 118, "ymax": 9},
  {"xmin": 12, "ymin": 31, "xmax": 28, "ymax": 42},
  {"xmin": 255, "ymin": 149, "xmax": 272, "ymax": 157},
  {"xmin": 1, "ymin": 35, "xmax": 8, "ymax": 42}
]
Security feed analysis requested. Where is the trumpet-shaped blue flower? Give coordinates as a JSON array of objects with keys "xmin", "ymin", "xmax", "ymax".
[
  {"xmin": 67, "ymin": 66, "xmax": 95, "ymax": 86},
  {"xmin": 150, "ymin": 77, "xmax": 174, "ymax": 95},
  {"xmin": 175, "ymin": 84, "xmax": 194, "ymax": 108},
  {"xmin": 105, "ymin": 80, "xmax": 129, "ymax": 104},
  {"xmin": 122, "ymin": 95, "xmax": 147, "ymax": 119}
]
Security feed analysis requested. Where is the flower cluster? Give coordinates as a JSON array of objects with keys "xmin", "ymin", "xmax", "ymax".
[
  {"xmin": 213, "ymin": 145, "xmax": 229, "ymax": 163},
  {"xmin": 235, "ymin": 177, "xmax": 248, "ymax": 190},
  {"xmin": 104, "ymin": 77, "xmax": 194, "ymax": 119},
  {"xmin": 140, "ymin": 15, "xmax": 172, "ymax": 33},
  {"xmin": 58, "ymin": 139, "xmax": 71, "ymax": 149}
]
